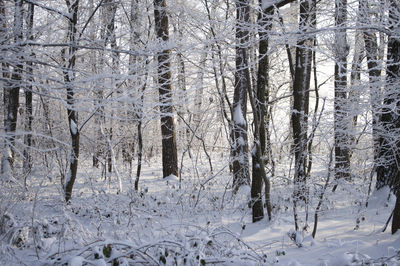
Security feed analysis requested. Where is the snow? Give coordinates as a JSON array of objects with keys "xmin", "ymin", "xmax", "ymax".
[
  {"xmin": 262, "ymin": 0, "xmax": 280, "ymax": 11},
  {"xmin": 0, "ymin": 157, "xmax": 399, "ymax": 265},
  {"xmin": 368, "ymin": 186, "xmax": 394, "ymax": 209},
  {"xmin": 70, "ymin": 120, "xmax": 78, "ymax": 135},
  {"xmin": 68, "ymin": 256, "xmax": 85, "ymax": 266},
  {"xmin": 65, "ymin": 169, "xmax": 72, "ymax": 189},
  {"xmin": 163, "ymin": 174, "xmax": 179, "ymax": 182},
  {"xmin": 234, "ymin": 105, "xmax": 246, "ymax": 126},
  {"xmin": 237, "ymin": 136, "xmax": 245, "ymax": 146}
]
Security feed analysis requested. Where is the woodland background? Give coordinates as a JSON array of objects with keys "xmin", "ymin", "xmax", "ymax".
[{"xmin": 1, "ymin": 0, "xmax": 400, "ymax": 265}]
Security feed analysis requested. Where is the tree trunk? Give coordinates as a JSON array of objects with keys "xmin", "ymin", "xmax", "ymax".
[
  {"xmin": 348, "ymin": 27, "xmax": 363, "ymax": 153},
  {"xmin": 1, "ymin": 0, "xmax": 22, "ymax": 177},
  {"xmin": 232, "ymin": 0, "xmax": 251, "ymax": 192},
  {"xmin": 333, "ymin": 0, "xmax": 350, "ymax": 189},
  {"xmin": 291, "ymin": 0, "xmax": 315, "ymax": 231},
  {"xmin": 154, "ymin": 0, "xmax": 178, "ymax": 178},
  {"xmin": 359, "ymin": 0, "xmax": 383, "ymax": 177},
  {"xmin": 376, "ymin": 0, "xmax": 400, "ymax": 234},
  {"xmin": 376, "ymin": 0, "xmax": 400, "ymax": 190},
  {"xmin": 292, "ymin": 0, "xmax": 314, "ymax": 199},
  {"xmin": 359, "ymin": 0, "xmax": 382, "ymax": 174},
  {"xmin": 64, "ymin": 0, "xmax": 80, "ymax": 202},
  {"xmin": 23, "ymin": 2, "xmax": 34, "ymax": 179},
  {"xmin": 393, "ymin": 190, "xmax": 400, "ymax": 234},
  {"xmin": 250, "ymin": 2, "xmax": 275, "ymax": 223}
]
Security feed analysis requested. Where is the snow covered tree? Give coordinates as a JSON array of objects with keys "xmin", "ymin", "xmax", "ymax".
[
  {"xmin": 23, "ymin": 2, "xmax": 34, "ymax": 179},
  {"xmin": 291, "ymin": 0, "xmax": 315, "ymax": 231},
  {"xmin": 63, "ymin": 0, "xmax": 80, "ymax": 202},
  {"xmin": 250, "ymin": 0, "xmax": 297, "ymax": 223},
  {"xmin": 376, "ymin": 0, "xmax": 400, "ymax": 234},
  {"xmin": 333, "ymin": 0, "xmax": 350, "ymax": 189},
  {"xmin": 153, "ymin": 0, "xmax": 179, "ymax": 178},
  {"xmin": 250, "ymin": 1, "xmax": 273, "ymax": 223},
  {"xmin": 1, "ymin": 0, "xmax": 23, "ymax": 178},
  {"xmin": 231, "ymin": 0, "xmax": 251, "ymax": 192},
  {"xmin": 359, "ymin": 0, "xmax": 382, "ymax": 166}
]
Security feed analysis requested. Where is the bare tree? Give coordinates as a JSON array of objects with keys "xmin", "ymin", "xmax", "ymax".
[
  {"xmin": 376, "ymin": 0, "xmax": 400, "ymax": 234},
  {"xmin": 23, "ymin": 2, "xmax": 34, "ymax": 179},
  {"xmin": 250, "ymin": 1, "xmax": 273, "ymax": 222},
  {"xmin": 232, "ymin": 0, "xmax": 251, "ymax": 192},
  {"xmin": 250, "ymin": 0, "xmax": 297, "ymax": 223},
  {"xmin": 291, "ymin": 0, "xmax": 315, "ymax": 231},
  {"xmin": 154, "ymin": 0, "xmax": 178, "ymax": 178},
  {"xmin": 360, "ymin": 0, "xmax": 382, "ymax": 166},
  {"xmin": 332, "ymin": 0, "xmax": 350, "ymax": 191},
  {"xmin": 63, "ymin": 0, "xmax": 80, "ymax": 202},
  {"xmin": 1, "ymin": 0, "xmax": 23, "ymax": 178}
]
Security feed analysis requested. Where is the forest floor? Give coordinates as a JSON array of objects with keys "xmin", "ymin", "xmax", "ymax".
[{"xmin": 0, "ymin": 154, "xmax": 399, "ymax": 265}]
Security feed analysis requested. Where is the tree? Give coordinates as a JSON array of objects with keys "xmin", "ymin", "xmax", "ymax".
[
  {"xmin": 376, "ymin": 0, "xmax": 400, "ymax": 234},
  {"xmin": 1, "ymin": 0, "xmax": 23, "ymax": 178},
  {"xmin": 250, "ymin": 0, "xmax": 297, "ymax": 223},
  {"xmin": 333, "ymin": 0, "xmax": 350, "ymax": 190},
  {"xmin": 231, "ymin": 0, "xmax": 251, "ymax": 192},
  {"xmin": 63, "ymin": 0, "xmax": 80, "ymax": 202},
  {"xmin": 153, "ymin": 0, "xmax": 178, "ymax": 178},
  {"xmin": 250, "ymin": 1, "xmax": 273, "ymax": 222},
  {"xmin": 291, "ymin": 0, "xmax": 315, "ymax": 231},
  {"xmin": 360, "ymin": 0, "xmax": 382, "ymax": 166},
  {"xmin": 23, "ymin": 2, "xmax": 34, "ymax": 179}
]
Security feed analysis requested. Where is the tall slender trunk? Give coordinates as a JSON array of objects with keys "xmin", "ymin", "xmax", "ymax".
[
  {"xmin": 251, "ymin": 2, "xmax": 274, "ymax": 222},
  {"xmin": 64, "ymin": 0, "xmax": 80, "ymax": 202},
  {"xmin": 333, "ymin": 0, "xmax": 350, "ymax": 191},
  {"xmin": 1, "ymin": 0, "xmax": 23, "ymax": 177},
  {"xmin": 349, "ymin": 29, "xmax": 363, "ymax": 150},
  {"xmin": 232, "ymin": 0, "xmax": 250, "ymax": 192},
  {"xmin": 23, "ymin": 3, "xmax": 34, "ymax": 178},
  {"xmin": 376, "ymin": 0, "xmax": 400, "ymax": 234},
  {"xmin": 292, "ymin": 0, "xmax": 315, "ymax": 231},
  {"xmin": 359, "ymin": 0, "xmax": 382, "ymax": 171},
  {"xmin": 154, "ymin": 0, "xmax": 178, "ymax": 178}
]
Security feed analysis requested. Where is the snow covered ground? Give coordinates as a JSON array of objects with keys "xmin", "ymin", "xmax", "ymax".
[{"xmin": 0, "ymin": 156, "xmax": 399, "ymax": 265}]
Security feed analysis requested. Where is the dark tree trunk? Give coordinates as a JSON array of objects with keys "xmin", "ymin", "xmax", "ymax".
[
  {"xmin": 333, "ymin": 0, "xmax": 350, "ymax": 189},
  {"xmin": 1, "ymin": 0, "xmax": 22, "ymax": 176},
  {"xmin": 154, "ymin": 0, "xmax": 178, "ymax": 178},
  {"xmin": 250, "ymin": 2, "xmax": 274, "ymax": 223},
  {"xmin": 135, "ymin": 64, "xmax": 148, "ymax": 191},
  {"xmin": 359, "ymin": 0, "xmax": 382, "ymax": 175},
  {"xmin": 376, "ymin": 0, "xmax": 400, "ymax": 190},
  {"xmin": 376, "ymin": 0, "xmax": 400, "ymax": 234},
  {"xmin": 360, "ymin": 0, "xmax": 381, "ymax": 174},
  {"xmin": 291, "ymin": 0, "xmax": 315, "ymax": 231},
  {"xmin": 232, "ymin": 0, "xmax": 250, "ymax": 192},
  {"xmin": 23, "ymin": 3, "xmax": 34, "ymax": 178},
  {"xmin": 135, "ymin": 116, "xmax": 143, "ymax": 190},
  {"xmin": 64, "ymin": 0, "xmax": 80, "ymax": 202},
  {"xmin": 393, "ymin": 190, "xmax": 400, "ymax": 234},
  {"xmin": 292, "ymin": 0, "xmax": 314, "ymax": 202}
]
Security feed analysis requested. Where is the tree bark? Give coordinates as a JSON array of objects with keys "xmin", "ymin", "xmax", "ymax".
[
  {"xmin": 360, "ymin": 0, "xmax": 382, "ymax": 180},
  {"xmin": 332, "ymin": 0, "xmax": 350, "ymax": 192},
  {"xmin": 232, "ymin": 0, "xmax": 251, "ymax": 192},
  {"xmin": 64, "ymin": 0, "xmax": 80, "ymax": 202},
  {"xmin": 375, "ymin": 0, "xmax": 400, "ymax": 234},
  {"xmin": 292, "ymin": 0, "xmax": 314, "ymax": 198},
  {"xmin": 393, "ymin": 190, "xmax": 400, "ymax": 234},
  {"xmin": 23, "ymin": 2, "xmax": 34, "ymax": 178},
  {"xmin": 292, "ymin": 0, "xmax": 315, "ymax": 231},
  {"xmin": 250, "ymin": 2, "xmax": 274, "ymax": 222},
  {"xmin": 154, "ymin": 0, "xmax": 178, "ymax": 178},
  {"xmin": 1, "ymin": 0, "xmax": 22, "ymax": 177}
]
